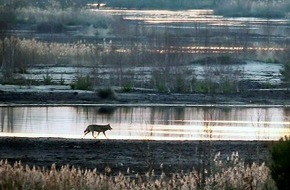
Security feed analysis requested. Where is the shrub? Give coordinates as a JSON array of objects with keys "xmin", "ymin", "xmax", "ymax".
[
  {"xmin": 59, "ymin": 74, "xmax": 65, "ymax": 85},
  {"xmin": 122, "ymin": 82, "xmax": 132, "ymax": 92},
  {"xmin": 264, "ymin": 81, "xmax": 273, "ymax": 89},
  {"xmin": 43, "ymin": 73, "xmax": 53, "ymax": 85},
  {"xmin": 270, "ymin": 136, "xmax": 290, "ymax": 190},
  {"xmin": 173, "ymin": 74, "xmax": 187, "ymax": 93},
  {"xmin": 194, "ymin": 80, "xmax": 214, "ymax": 93},
  {"xmin": 97, "ymin": 88, "xmax": 116, "ymax": 99},
  {"xmin": 220, "ymin": 80, "xmax": 236, "ymax": 94},
  {"xmin": 71, "ymin": 76, "xmax": 92, "ymax": 90},
  {"xmin": 151, "ymin": 69, "xmax": 168, "ymax": 92},
  {"xmin": 156, "ymin": 83, "xmax": 167, "ymax": 93}
]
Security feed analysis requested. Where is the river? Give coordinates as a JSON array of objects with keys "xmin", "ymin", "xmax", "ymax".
[{"xmin": 1, "ymin": 105, "xmax": 289, "ymax": 141}]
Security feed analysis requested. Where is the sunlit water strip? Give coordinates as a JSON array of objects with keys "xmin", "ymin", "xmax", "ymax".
[
  {"xmin": 94, "ymin": 8, "xmax": 289, "ymax": 25},
  {"xmin": 0, "ymin": 126, "xmax": 287, "ymax": 141},
  {"xmin": 0, "ymin": 106, "xmax": 289, "ymax": 141}
]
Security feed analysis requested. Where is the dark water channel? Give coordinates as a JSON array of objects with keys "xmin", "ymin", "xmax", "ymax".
[{"xmin": 1, "ymin": 105, "xmax": 289, "ymax": 141}]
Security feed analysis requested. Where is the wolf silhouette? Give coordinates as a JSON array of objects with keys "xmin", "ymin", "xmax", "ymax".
[{"xmin": 83, "ymin": 124, "xmax": 112, "ymax": 138}]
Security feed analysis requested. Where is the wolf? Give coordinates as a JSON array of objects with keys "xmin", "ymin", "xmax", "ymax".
[{"xmin": 83, "ymin": 124, "xmax": 112, "ymax": 139}]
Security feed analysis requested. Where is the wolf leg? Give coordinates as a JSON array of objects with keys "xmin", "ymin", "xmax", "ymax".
[
  {"xmin": 82, "ymin": 131, "xmax": 90, "ymax": 139},
  {"xmin": 103, "ymin": 132, "xmax": 108, "ymax": 139},
  {"xmin": 94, "ymin": 132, "xmax": 100, "ymax": 138}
]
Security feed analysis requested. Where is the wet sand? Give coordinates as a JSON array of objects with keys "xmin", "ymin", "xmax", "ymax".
[{"xmin": 0, "ymin": 137, "xmax": 273, "ymax": 175}]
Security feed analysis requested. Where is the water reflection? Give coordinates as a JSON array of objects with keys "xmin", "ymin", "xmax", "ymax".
[{"xmin": 0, "ymin": 105, "xmax": 289, "ymax": 141}]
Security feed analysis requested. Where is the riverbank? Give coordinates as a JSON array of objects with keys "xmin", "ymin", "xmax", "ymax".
[
  {"xmin": 0, "ymin": 84, "xmax": 289, "ymax": 105},
  {"xmin": 0, "ymin": 137, "xmax": 273, "ymax": 175}
]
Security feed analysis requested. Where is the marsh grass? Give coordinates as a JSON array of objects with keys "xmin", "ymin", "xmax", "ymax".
[
  {"xmin": 15, "ymin": 6, "xmax": 112, "ymax": 28},
  {"xmin": 0, "ymin": 152, "xmax": 277, "ymax": 190},
  {"xmin": 0, "ymin": 37, "xmax": 104, "ymax": 80}
]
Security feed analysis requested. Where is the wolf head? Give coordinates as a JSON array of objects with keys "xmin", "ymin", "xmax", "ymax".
[
  {"xmin": 107, "ymin": 124, "xmax": 112, "ymax": 130},
  {"xmin": 84, "ymin": 126, "xmax": 89, "ymax": 133}
]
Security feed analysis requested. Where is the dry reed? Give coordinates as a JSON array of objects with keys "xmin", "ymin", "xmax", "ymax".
[{"xmin": 0, "ymin": 152, "xmax": 277, "ymax": 190}]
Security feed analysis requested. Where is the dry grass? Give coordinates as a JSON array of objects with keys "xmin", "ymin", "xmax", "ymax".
[
  {"xmin": 0, "ymin": 152, "xmax": 277, "ymax": 190},
  {"xmin": 0, "ymin": 37, "xmax": 104, "ymax": 68}
]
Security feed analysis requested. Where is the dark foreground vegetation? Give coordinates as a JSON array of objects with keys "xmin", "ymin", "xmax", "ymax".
[
  {"xmin": 270, "ymin": 136, "xmax": 290, "ymax": 190},
  {"xmin": 0, "ymin": 137, "xmax": 290, "ymax": 189}
]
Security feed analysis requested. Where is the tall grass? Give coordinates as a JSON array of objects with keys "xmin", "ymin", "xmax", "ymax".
[
  {"xmin": 0, "ymin": 152, "xmax": 277, "ymax": 190},
  {"xmin": 0, "ymin": 37, "xmax": 103, "ymax": 67}
]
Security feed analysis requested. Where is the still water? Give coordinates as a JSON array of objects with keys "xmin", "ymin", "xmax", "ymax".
[{"xmin": 0, "ymin": 105, "xmax": 290, "ymax": 141}]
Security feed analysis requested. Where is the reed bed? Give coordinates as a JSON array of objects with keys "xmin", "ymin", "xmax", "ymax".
[
  {"xmin": 0, "ymin": 152, "xmax": 277, "ymax": 190},
  {"xmin": 15, "ymin": 5, "xmax": 113, "ymax": 27},
  {"xmin": 0, "ymin": 37, "xmax": 106, "ymax": 68}
]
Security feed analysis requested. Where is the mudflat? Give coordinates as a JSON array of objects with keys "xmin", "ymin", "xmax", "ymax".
[{"xmin": 0, "ymin": 137, "xmax": 273, "ymax": 175}]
